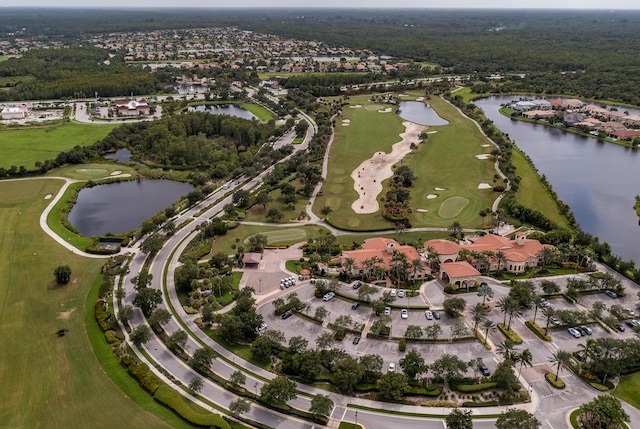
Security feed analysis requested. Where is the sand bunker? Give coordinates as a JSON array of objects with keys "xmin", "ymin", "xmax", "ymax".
[
  {"xmin": 350, "ymin": 104, "xmax": 363, "ymax": 108},
  {"xmin": 416, "ymin": 97, "xmax": 425, "ymax": 101},
  {"xmin": 435, "ymin": 187, "xmax": 446, "ymax": 191},
  {"xmin": 475, "ymin": 154, "xmax": 490, "ymax": 160},
  {"xmin": 342, "ymin": 119, "xmax": 351, "ymax": 127},
  {"xmin": 426, "ymin": 194, "xmax": 438, "ymax": 199},
  {"xmin": 416, "ymin": 209, "xmax": 429, "ymax": 213},
  {"xmin": 351, "ymin": 121, "xmax": 427, "ymax": 213},
  {"xmin": 44, "ymin": 194, "xmax": 52, "ymax": 200},
  {"xmin": 482, "ymin": 144, "xmax": 491, "ymax": 147},
  {"xmin": 477, "ymin": 183, "xmax": 492, "ymax": 189},
  {"xmin": 378, "ymin": 107, "xmax": 393, "ymax": 113},
  {"xmin": 110, "ymin": 170, "xmax": 122, "ymax": 176}
]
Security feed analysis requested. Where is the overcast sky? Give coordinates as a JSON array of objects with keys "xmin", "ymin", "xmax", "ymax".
[{"xmin": 1, "ymin": 1, "xmax": 640, "ymax": 9}]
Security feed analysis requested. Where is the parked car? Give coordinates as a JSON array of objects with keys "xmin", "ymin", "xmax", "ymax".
[
  {"xmin": 388, "ymin": 362, "xmax": 396, "ymax": 372},
  {"xmin": 352, "ymin": 336, "xmax": 361, "ymax": 345},
  {"xmin": 323, "ymin": 292, "xmax": 335, "ymax": 301},
  {"xmin": 480, "ymin": 363, "xmax": 490, "ymax": 377},
  {"xmin": 398, "ymin": 290, "xmax": 405, "ymax": 298},
  {"xmin": 605, "ymin": 290, "xmax": 618, "ymax": 299},
  {"xmin": 257, "ymin": 322, "xmax": 267, "ymax": 333},
  {"xmin": 550, "ymin": 317, "xmax": 561, "ymax": 326},
  {"xmin": 353, "ymin": 281, "xmax": 362, "ymax": 290},
  {"xmin": 390, "ymin": 289, "xmax": 397, "ymax": 297},
  {"xmin": 432, "ymin": 310, "xmax": 441, "ymax": 320},
  {"xmin": 384, "ymin": 306, "xmax": 391, "ymax": 316},
  {"xmin": 579, "ymin": 325, "xmax": 592, "ymax": 335},
  {"xmin": 351, "ymin": 302, "xmax": 360, "ymax": 310},
  {"xmin": 425, "ymin": 310, "xmax": 433, "ymax": 320},
  {"xmin": 615, "ymin": 323, "xmax": 625, "ymax": 332},
  {"xmin": 310, "ymin": 278, "xmax": 316, "ymax": 284},
  {"xmin": 401, "ymin": 309, "xmax": 408, "ymax": 319},
  {"xmin": 281, "ymin": 311, "xmax": 293, "ymax": 319},
  {"xmin": 568, "ymin": 327, "xmax": 581, "ymax": 338}
]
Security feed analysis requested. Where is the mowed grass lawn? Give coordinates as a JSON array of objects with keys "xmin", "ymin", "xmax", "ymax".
[
  {"xmin": 614, "ymin": 372, "xmax": 640, "ymax": 409},
  {"xmin": 0, "ymin": 179, "xmax": 172, "ymax": 429},
  {"xmin": 314, "ymin": 92, "xmax": 497, "ymax": 230},
  {"xmin": 213, "ymin": 224, "xmax": 329, "ymax": 255},
  {"xmin": 0, "ymin": 122, "xmax": 115, "ymax": 169}
]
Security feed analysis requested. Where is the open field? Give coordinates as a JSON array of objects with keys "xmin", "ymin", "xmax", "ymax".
[
  {"xmin": 0, "ymin": 178, "xmax": 172, "ymax": 429},
  {"xmin": 314, "ymin": 92, "xmax": 497, "ymax": 230},
  {"xmin": 212, "ymin": 223, "xmax": 329, "ymax": 255},
  {"xmin": 240, "ymin": 103, "xmax": 274, "ymax": 121},
  {"xmin": 0, "ymin": 121, "xmax": 116, "ymax": 169},
  {"xmin": 46, "ymin": 163, "xmax": 136, "ymax": 180}
]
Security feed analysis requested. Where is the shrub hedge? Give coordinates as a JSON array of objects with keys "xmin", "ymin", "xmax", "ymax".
[
  {"xmin": 497, "ymin": 323, "xmax": 523, "ymax": 344},
  {"xmin": 406, "ymin": 384, "xmax": 442, "ymax": 397},
  {"xmin": 544, "ymin": 372, "xmax": 566, "ymax": 389},
  {"xmin": 153, "ymin": 385, "xmax": 230, "ymax": 429},
  {"xmin": 456, "ymin": 382, "xmax": 497, "ymax": 393},
  {"xmin": 462, "ymin": 400, "xmax": 499, "ymax": 407},
  {"xmin": 127, "ymin": 361, "xmax": 162, "ymax": 394},
  {"xmin": 525, "ymin": 320, "xmax": 552, "ymax": 341},
  {"xmin": 95, "ymin": 300, "xmax": 111, "ymax": 331}
]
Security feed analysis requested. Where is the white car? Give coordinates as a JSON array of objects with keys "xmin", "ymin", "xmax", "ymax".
[
  {"xmin": 425, "ymin": 310, "xmax": 433, "ymax": 320},
  {"xmin": 390, "ymin": 289, "xmax": 397, "ymax": 297},
  {"xmin": 384, "ymin": 306, "xmax": 391, "ymax": 316},
  {"xmin": 401, "ymin": 309, "xmax": 408, "ymax": 319},
  {"xmin": 323, "ymin": 292, "xmax": 335, "ymax": 301},
  {"xmin": 568, "ymin": 327, "xmax": 581, "ymax": 338},
  {"xmin": 388, "ymin": 362, "xmax": 396, "ymax": 372},
  {"xmin": 398, "ymin": 290, "xmax": 405, "ymax": 298}
]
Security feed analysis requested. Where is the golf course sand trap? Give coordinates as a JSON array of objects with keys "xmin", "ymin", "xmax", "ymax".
[
  {"xmin": 477, "ymin": 183, "xmax": 492, "ymax": 189},
  {"xmin": 44, "ymin": 194, "xmax": 52, "ymax": 200},
  {"xmin": 426, "ymin": 194, "xmax": 438, "ymax": 199},
  {"xmin": 416, "ymin": 208, "xmax": 429, "ymax": 212},
  {"xmin": 110, "ymin": 170, "xmax": 122, "ymax": 175},
  {"xmin": 351, "ymin": 121, "xmax": 427, "ymax": 214},
  {"xmin": 435, "ymin": 187, "xmax": 446, "ymax": 191},
  {"xmin": 475, "ymin": 154, "xmax": 490, "ymax": 160},
  {"xmin": 482, "ymin": 144, "xmax": 491, "ymax": 147},
  {"xmin": 378, "ymin": 107, "xmax": 393, "ymax": 113},
  {"xmin": 416, "ymin": 97, "xmax": 425, "ymax": 101},
  {"xmin": 350, "ymin": 104, "xmax": 362, "ymax": 108}
]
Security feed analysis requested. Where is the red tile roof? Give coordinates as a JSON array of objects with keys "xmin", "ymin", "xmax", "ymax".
[{"xmin": 440, "ymin": 261, "xmax": 480, "ymax": 278}]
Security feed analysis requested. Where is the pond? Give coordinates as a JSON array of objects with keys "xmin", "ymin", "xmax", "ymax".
[
  {"xmin": 475, "ymin": 96, "xmax": 640, "ymax": 263},
  {"xmin": 104, "ymin": 148, "xmax": 132, "ymax": 163},
  {"xmin": 187, "ymin": 104, "xmax": 257, "ymax": 120},
  {"xmin": 68, "ymin": 179, "xmax": 194, "ymax": 237},
  {"xmin": 398, "ymin": 101, "xmax": 449, "ymax": 126}
]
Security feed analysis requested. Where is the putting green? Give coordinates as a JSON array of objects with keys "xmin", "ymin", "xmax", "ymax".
[
  {"xmin": 438, "ymin": 196, "xmax": 470, "ymax": 218},
  {"xmin": 244, "ymin": 228, "xmax": 307, "ymax": 245}
]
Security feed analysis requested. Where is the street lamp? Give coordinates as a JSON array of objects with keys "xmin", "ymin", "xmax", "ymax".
[{"xmin": 355, "ymin": 410, "xmax": 358, "ymax": 425}]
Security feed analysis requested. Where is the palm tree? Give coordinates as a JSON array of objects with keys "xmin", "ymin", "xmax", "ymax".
[
  {"xmin": 532, "ymin": 295, "xmax": 544, "ymax": 322},
  {"xmin": 514, "ymin": 348, "xmax": 533, "ymax": 378},
  {"xmin": 448, "ymin": 221, "xmax": 463, "ymax": 240},
  {"xmin": 549, "ymin": 350, "xmax": 572, "ymax": 382},
  {"xmin": 470, "ymin": 303, "xmax": 486, "ymax": 332},
  {"xmin": 479, "ymin": 209, "xmax": 487, "ymax": 228},
  {"xmin": 578, "ymin": 339, "xmax": 596, "ymax": 369},
  {"xmin": 495, "ymin": 251, "xmax": 507, "ymax": 274},
  {"xmin": 482, "ymin": 319, "xmax": 496, "ymax": 345},
  {"xmin": 410, "ymin": 258, "xmax": 422, "ymax": 287},
  {"xmin": 542, "ymin": 307, "xmax": 555, "ymax": 336},
  {"xmin": 496, "ymin": 296, "xmax": 515, "ymax": 325},
  {"xmin": 496, "ymin": 339, "xmax": 517, "ymax": 361},
  {"xmin": 506, "ymin": 301, "xmax": 523, "ymax": 330},
  {"xmin": 342, "ymin": 258, "xmax": 355, "ymax": 280}
]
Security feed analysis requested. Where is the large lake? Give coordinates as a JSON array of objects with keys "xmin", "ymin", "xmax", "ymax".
[
  {"xmin": 475, "ymin": 96, "xmax": 640, "ymax": 263},
  {"xmin": 68, "ymin": 180, "xmax": 193, "ymax": 237},
  {"xmin": 187, "ymin": 104, "xmax": 257, "ymax": 120},
  {"xmin": 398, "ymin": 101, "xmax": 449, "ymax": 126}
]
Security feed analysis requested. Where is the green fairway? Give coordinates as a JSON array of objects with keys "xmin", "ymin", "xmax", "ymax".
[
  {"xmin": 240, "ymin": 103, "xmax": 274, "ymax": 121},
  {"xmin": 244, "ymin": 228, "xmax": 308, "ymax": 245},
  {"xmin": 314, "ymin": 92, "xmax": 497, "ymax": 230},
  {"xmin": 0, "ymin": 122, "xmax": 116, "ymax": 169},
  {"xmin": 0, "ymin": 178, "xmax": 172, "ymax": 429}
]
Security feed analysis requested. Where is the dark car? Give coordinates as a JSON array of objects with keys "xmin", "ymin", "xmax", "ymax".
[
  {"xmin": 432, "ymin": 310, "xmax": 441, "ymax": 320},
  {"xmin": 615, "ymin": 323, "xmax": 625, "ymax": 332},
  {"xmin": 352, "ymin": 336, "xmax": 361, "ymax": 345},
  {"xmin": 281, "ymin": 311, "xmax": 293, "ymax": 320},
  {"xmin": 353, "ymin": 281, "xmax": 362, "ymax": 290},
  {"xmin": 605, "ymin": 290, "xmax": 618, "ymax": 299},
  {"xmin": 351, "ymin": 302, "xmax": 360, "ymax": 310},
  {"xmin": 626, "ymin": 320, "xmax": 636, "ymax": 328},
  {"xmin": 480, "ymin": 364, "xmax": 490, "ymax": 377}
]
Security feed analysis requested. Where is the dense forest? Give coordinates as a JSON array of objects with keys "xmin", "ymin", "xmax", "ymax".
[{"xmin": 0, "ymin": 47, "xmax": 172, "ymax": 100}]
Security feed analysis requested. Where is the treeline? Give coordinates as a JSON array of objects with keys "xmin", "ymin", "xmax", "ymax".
[
  {"xmin": 103, "ymin": 112, "xmax": 276, "ymax": 169},
  {"xmin": 0, "ymin": 47, "xmax": 171, "ymax": 100}
]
